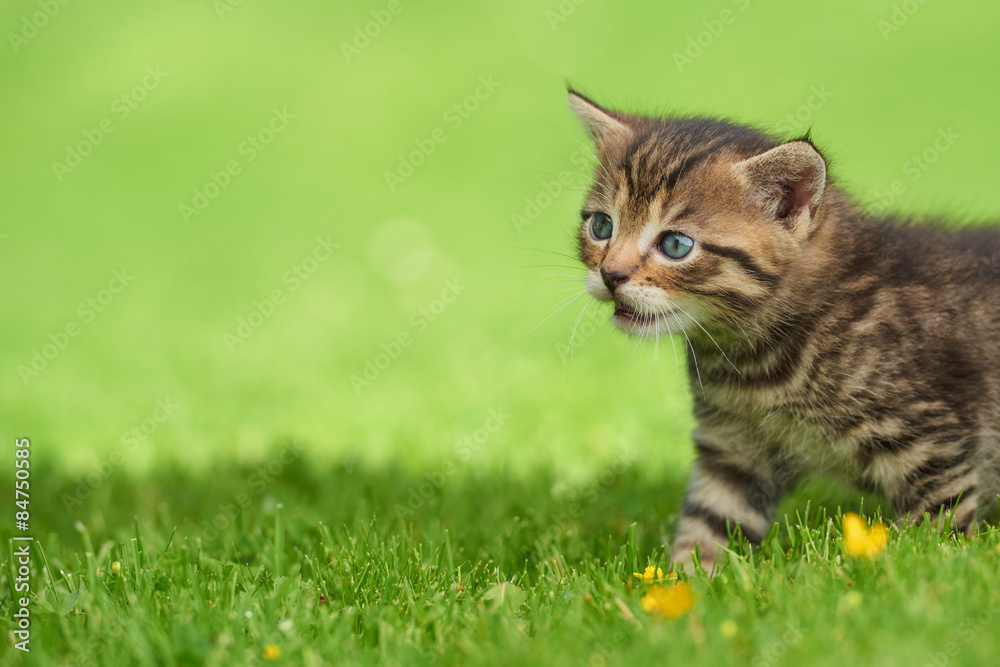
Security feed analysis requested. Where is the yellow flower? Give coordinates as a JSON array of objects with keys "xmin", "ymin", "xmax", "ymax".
[
  {"xmin": 843, "ymin": 512, "xmax": 888, "ymax": 558},
  {"xmin": 262, "ymin": 644, "xmax": 281, "ymax": 660},
  {"xmin": 720, "ymin": 619, "xmax": 738, "ymax": 638},
  {"xmin": 640, "ymin": 582, "xmax": 694, "ymax": 620},
  {"xmin": 110, "ymin": 561, "xmax": 121, "ymax": 574},
  {"xmin": 632, "ymin": 566, "xmax": 677, "ymax": 583}
]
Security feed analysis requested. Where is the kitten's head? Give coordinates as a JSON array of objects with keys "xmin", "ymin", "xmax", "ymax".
[{"xmin": 569, "ymin": 91, "xmax": 828, "ymax": 338}]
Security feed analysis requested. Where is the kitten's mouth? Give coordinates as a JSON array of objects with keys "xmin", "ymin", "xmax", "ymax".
[{"xmin": 613, "ymin": 301, "xmax": 670, "ymax": 329}]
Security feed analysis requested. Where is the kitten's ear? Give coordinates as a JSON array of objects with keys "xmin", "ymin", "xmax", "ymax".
[
  {"xmin": 734, "ymin": 141, "xmax": 827, "ymax": 238},
  {"xmin": 568, "ymin": 90, "xmax": 632, "ymax": 148}
]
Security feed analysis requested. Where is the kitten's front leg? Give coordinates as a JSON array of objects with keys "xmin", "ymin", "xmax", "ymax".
[
  {"xmin": 890, "ymin": 454, "xmax": 980, "ymax": 536},
  {"xmin": 670, "ymin": 446, "xmax": 786, "ymax": 574}
]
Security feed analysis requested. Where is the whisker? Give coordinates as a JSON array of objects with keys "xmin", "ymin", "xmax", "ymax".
[
  {"xmin": 515, "ymin": 265, "xmax": 586, "ymax": 274},
  {"xmin": 665, "ymin": 317, "xmax": 681, "ymax": 378},
  {"xmin": 684, "ymin": 333, "xmax": 704, "ymax": 394},
  {"xmin": 648, "ymin": 315, "xmax": 661, "ymax": 381},
  {"xmin": 526, "ymin": 290, "xmax": 588, "ymax": 337},
  {"xmin": 560, "ymin": 130, "xmax": 601, "ymax": 165},
  {"xmin": 534, "ymin": 284, "xmax": 591, "ymax": 296},
  {"xmin": 672, "ymin": 302, "xmax": 743, "ymax": 378},
  {"xmin": 562, "ymin": 297, "xmax": 595, "ymax": 378},
  {"xmin": 556, "ymin": 129, "xmax": 618, "ymax": 186},
  {"xmin": 629, "ymin": 318, "xmax": 646, "ymax": 360},
  {"xmin": 502, "ymin": 273, "xmax": 585, "ymax": 282},
  {"xmin": 510, "ymin": 247, "xmax": 582, "ymax": 263},
  {"xmin": 493, "ymin": 282, "xmax": 584, "ymax": 308},
  {"xmin": 525, "ymin": 281, "xmax": 586, "ymax": 290}
]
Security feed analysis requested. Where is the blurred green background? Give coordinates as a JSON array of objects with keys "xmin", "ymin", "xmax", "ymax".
[{"xmin": 2, "ymin": 0, "xmax": 999, "ymax": 486}]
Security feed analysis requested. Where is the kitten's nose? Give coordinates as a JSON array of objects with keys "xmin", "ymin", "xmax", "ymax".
[{"xmin": 600, "ymin": 268, "xmax": 630, "ymax": 292}]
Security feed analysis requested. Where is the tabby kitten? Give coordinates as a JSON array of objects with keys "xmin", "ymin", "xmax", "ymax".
[{"xmin": 567, "ymin": 90, "xmax": 1000, "ymax": 573}]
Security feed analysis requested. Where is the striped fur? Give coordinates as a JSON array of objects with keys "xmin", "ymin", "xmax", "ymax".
[{"xmin": 568, "ymin": 91, "xmax": 1000, "ymax": 573}]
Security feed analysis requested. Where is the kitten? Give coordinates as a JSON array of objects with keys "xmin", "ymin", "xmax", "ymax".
[{"xmin": 567, "ymin": 90, "xmax": 1000, "ymax": 573}]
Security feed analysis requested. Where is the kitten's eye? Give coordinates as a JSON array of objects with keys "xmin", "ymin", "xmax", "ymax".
[
  {"xmin": 590, "ymin": 213, "xmax": 613, "ymax": 240},
  {"xmin": 658, "ymin": 232, "xmax": 694, "ymax": 259}
]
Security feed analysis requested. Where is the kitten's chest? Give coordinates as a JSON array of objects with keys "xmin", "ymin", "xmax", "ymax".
[
  {"xmin": 756, "ymin": 408, "xmax": 857, "ymax": 476},
  {"xmin": 690, "ymin": 325, "xmax": 881, "ymax": 467},
  {"xmin": 698, "ymin": 381, "xmax": 863, "ymax": 478}
]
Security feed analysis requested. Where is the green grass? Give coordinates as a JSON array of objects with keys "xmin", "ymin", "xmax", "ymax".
[
  {"xmin": 3, "ymin": 0, "xmax": 1000, "ymax": 664},
  {"xmin": 5, "ymin": 460, "xmax": 1000, "ymax": 666}
]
